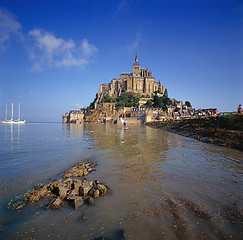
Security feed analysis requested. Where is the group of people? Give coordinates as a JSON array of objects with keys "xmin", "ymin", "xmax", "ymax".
[{"xmin": 237, "ymin": 104, "xmax": 242, "ymax": 114}]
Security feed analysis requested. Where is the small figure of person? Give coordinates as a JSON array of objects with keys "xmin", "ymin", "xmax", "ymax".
[{"xmin": 237, "ymin": 104, "xmax": 242, "ymax": 114}]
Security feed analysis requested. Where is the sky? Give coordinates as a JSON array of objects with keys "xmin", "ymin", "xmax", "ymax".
[{"xmin": 0, "ymin": 0, "xmax": 242, "ymax": 122}]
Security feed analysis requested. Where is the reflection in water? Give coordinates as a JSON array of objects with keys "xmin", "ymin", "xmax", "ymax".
[
  {"xmin": 3, "ymin": 123, "xmax": 24, "ymax": 147},
  {"xmin": 62, "ymin": 123, "xmax": 84, "ymax": 138},
  {"xmin": 0, "ymin": 123, "xmax": 242, "ymax": 240}
]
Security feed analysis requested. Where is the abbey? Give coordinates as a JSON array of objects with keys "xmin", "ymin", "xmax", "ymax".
[{"xmin": 95, "ymin": 51, "xmax": 165, "ymax": 107}]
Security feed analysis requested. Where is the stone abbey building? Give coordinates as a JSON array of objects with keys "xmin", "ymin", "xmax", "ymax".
[{"xmin": 95, "ymin": 51, "xmax": 165, "ymax": 108}]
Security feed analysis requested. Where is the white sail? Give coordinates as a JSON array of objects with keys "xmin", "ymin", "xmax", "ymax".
[
  {"xmin": 5, "ymin": 104, "xmax": 7, "ymax": 121},
  {"xmin": 11, "ymin": 103, "xmax": 13, "ymax": 121},
  {"xmin": 1, "ymin": 103, "xmax": 26, "ymax": 124}
]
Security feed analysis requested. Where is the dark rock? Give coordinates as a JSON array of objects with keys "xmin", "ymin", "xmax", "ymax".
[
  {"xmin": 27, "ymin": 191, "xmax": 41, "ymax": 203},
  {"xmin": 83, "ymin": 169, "xmax": 89, "ymax": 176},
  {"xmin": 15, "ymin": 203, "xmax": 25, "ymax": 210},
  {"xmin": 73, "ymin": 196, "xmax": 84, "ymax": 210},
  {"xmin": 97, "ymin": 184, "xmax": 108, "ymax": 195},
  {"xmin": 86, "ymin": 197, "xmax": 94, "ymax": 206},
  {"xmin": 71, "ymin": 171, "xmax": 79, "ymax": 177},
  {"xmin": 50, "ymin": 179, "xmax": 63, "ymax": 194},
  {"xmin": 58, "ymin": 184, "xmax": 68, "ymax": 198},
  {"xmin": 11, "ymin": 161, "xmax": 108, "ymax": 211},
  {"xmin": 50, "ymin": 197, "xmax": 64, "ymax": 209},
  {"xmin": 68, "ymin": 189, "xmax": 79, "ymax": 197},
  {"xmin": 89, "ymin": 188, "xmax": 100, "ymax": 198},
  {"xmin": 73, "ymin": 179, "xmax": 83, "ymax": 191},
  {"xmin": 52, "ymin": 179, "xmax": 63, "ymax": 188},
  {"xmin": 38, "ymin": 185, "xmax": 49, "ymax": 197},
  {"xmin": 77, "ymin": 170, "xmax": 84, "ymax": 177},
  {"xmin": 64, "ymin": 172, "xmax": 73, "ymax": 178},
  {"xmin": 80, "ymin": 181, "xmax": 93, "ymax": 196},
  {"xmin": 94, "ymin": 180, "xmax": 100, "ymax": 185},
  {"xmin": 63, "ymin": 178, "xmax": 73, "ymax": 189}
]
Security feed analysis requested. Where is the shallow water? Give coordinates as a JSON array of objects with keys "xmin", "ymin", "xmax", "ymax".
[{"xmin": 0, "ymin": 123, "xmax": 242, "ymax": 240}]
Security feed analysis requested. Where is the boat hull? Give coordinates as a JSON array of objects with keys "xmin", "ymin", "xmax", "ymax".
[{"xmin": 1, "ymin": 120, "xmax": 26, "ymax": 124}]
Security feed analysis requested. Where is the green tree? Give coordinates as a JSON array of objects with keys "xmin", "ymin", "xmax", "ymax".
[
  {"xmin": 153, "ymin": 90, "xmax": 171, "ymax": 112},
  {"xmin": 185, "ymin": 101, "xmax": 191, "ymax": 107},
  {"xmin": 153, "ymin": 95, "xmax": 163, "ymax": 108},
  {"xmin": 102, "ymin": 94, "xmax": 113, "ymax": 103},
  {"xmin": 145, "ymin": 100, "xmax": 153, "ymax": 107},
  {"xmin": 116, "ymin": 101, "xmax": 125, "ymax": 109},
  {"xmin": 164, "ymin": 88, "xmax": 168, "ymax": 97},
  {"xmin": 115, "ymin": 92, "xmax": 139, "ymax": 108}
]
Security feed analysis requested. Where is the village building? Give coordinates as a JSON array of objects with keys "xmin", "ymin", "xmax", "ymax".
[{"xmin": 62, "ymin": 110, "xmax": 84, "ymax": 124}]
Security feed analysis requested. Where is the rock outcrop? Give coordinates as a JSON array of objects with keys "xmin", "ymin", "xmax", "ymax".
[{"xmin": 9, "ymin": 161, "xmax": 109, "ymax": 210}]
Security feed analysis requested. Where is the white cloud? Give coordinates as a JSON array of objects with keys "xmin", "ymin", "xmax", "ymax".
[
  {"xmin": 0, "ymin": 7, "xmax": 98, "ymax": 71},
  {"xmin": 0, "ymin": 7, "xmax": 23, "ymax": 51},
  {"xmin": 81, "ymin": 38, "xmax": 98, "ymax": 58},
  {"xmin": 28, "ymin": 29, "xmax": 98, "ymax": 71},
  {"xmin": 115, "ymin": 0, "xmax": 130, "ymax": 15}
]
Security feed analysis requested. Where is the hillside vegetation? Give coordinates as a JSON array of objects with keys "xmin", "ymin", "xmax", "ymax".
[{"xmin": 146, "ymin": 114, "xmax": 243, "ymax": 151}]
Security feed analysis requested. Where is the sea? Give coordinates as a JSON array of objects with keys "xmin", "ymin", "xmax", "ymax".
[{"xmin": 0, "ymin": 123, "xmax": 242, "ymax": 240}]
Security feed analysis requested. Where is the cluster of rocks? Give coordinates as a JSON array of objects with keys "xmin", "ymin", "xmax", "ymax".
[{"xmin": 15, "ymin": 161, "xmax": 109, "ymax": 210}]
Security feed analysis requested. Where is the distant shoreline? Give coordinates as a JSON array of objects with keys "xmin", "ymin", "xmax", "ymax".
[{"xmin": 145, "ymin": 114, "xmax": 243, "ymax": 151}]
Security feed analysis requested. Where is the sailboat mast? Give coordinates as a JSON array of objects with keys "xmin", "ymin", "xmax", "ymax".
[
  {"xmin": 5, "ymin": 104, "xmax": 7, "ymax": 120},
  {"xmin": 11, "ymin": 103, "xmax": 13, "ymax": 121},
  {"xmin": 18, "ymin": 103, "xmax": 20, "ymax": 121}
]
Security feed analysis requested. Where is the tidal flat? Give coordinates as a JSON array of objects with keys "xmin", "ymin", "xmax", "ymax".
[
  {"xmin": 0, "ymin": 123, "xmax": 242, "ymax": 239},
  {"xmin": 146, "ymin": 114, "xmax": 243, "ymax": 151}
]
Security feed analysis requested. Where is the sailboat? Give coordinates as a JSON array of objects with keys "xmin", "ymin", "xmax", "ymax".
[{"xmin": 1, "ymin": 103, "xmax": 26, "ymax": 124}]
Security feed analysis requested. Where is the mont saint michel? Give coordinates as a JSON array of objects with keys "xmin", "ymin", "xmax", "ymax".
[
  {"xmin": 63, "ymin": 52, "xmax": 218, "ymax": 125},
  {"xmin": 63, "ymin": 52, "xmax": 194, "ymax": 124},
  {"xmin": 95, "ymin": 50, "xmax": 165, "ymax": 104}
]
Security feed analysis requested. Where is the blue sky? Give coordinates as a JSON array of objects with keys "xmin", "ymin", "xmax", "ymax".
[{"xmin": 0, "ymin": 0, "xmax": 242, "ymax": 122}]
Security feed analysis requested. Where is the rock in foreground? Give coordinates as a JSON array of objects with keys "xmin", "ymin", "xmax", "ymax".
[{"xmin": 9, "ymin": 161, "xmax": 109, "ymax": 211}]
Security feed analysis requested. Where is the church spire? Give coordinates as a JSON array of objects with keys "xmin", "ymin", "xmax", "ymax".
[
  {"xmin": 133, "ymin": 48, "xmax": 139, "ymax": 66},
  {"xmin": 135, "ymin": 48, "xmax": 138, "ymax": 62}
]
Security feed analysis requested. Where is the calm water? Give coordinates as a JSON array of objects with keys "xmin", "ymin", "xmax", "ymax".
[{"xmin": 0, "ymin": 123, "xmax": 242, "ymax": 240}]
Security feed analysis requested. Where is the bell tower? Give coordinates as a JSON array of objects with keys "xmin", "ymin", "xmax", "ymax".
[{"xmin": 133, "ymin": 49, "xmax": 140, "ymax": 76}]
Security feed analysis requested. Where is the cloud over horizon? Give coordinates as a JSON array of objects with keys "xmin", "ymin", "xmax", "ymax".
[
  {"xmin": 0, "ymin": 7, "xmax": 98, "ymax": 71},
  {"xmin": 0, "ymin": 7, "xmax": 23, "ymax": 51},
  {"xmin": 28, "ymin": 29, "xmax": 98, "ymax": 71}
]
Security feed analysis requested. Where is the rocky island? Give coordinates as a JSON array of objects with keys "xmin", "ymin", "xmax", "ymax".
[{"xmin": 63, "ymin": 51, "xmax": 217, "ymax": 125}]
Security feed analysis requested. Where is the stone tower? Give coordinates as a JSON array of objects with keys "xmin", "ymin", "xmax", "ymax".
[{"xmin": 133, "ymin": 49, "xmax": 140, "ymax": 77}]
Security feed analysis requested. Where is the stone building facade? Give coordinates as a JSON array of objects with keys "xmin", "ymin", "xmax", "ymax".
[
  {"xmin": 62, "ymin": 110, "xmax": 84, "ymax": 124},
  {"xmin": 95, "ymin": 51, "xmax": 165, "ymax": 108}
]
